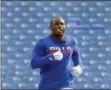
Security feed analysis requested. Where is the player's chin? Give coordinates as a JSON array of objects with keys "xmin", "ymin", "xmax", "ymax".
[
  {"xmin": 56, "ymin": 33, "xmax": 64, "ymax": 36},
  {"xmin": 56, "ymin": 31, "xmax": 64, "ymax": 36}
]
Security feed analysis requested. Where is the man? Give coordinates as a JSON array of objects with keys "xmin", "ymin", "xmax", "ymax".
[{"xmin": 31, "ymin": 16, "xmax": 83, "ymax": 90}]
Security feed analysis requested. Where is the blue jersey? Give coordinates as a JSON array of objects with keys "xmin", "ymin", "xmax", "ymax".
[{"xmin": 31, "ymin": 34, "xmax": 81, "ymax": 89}]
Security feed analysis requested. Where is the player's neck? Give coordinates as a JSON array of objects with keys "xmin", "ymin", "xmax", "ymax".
[{"xmin": 51, "ymin": 34, "xmax": 64, "ymax": 41}]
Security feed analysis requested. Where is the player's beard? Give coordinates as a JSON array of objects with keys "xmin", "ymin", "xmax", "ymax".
[
  {"xmin": 55, "ymin": 29, "xmax": 64, "ymax": 36},
  {"xmin": 53, "ymin": 32, "xmax": 64, "ymax": 40},
  {"xmin": 54, "ymin": 31, "xmax": 64, "ymax": 37}
]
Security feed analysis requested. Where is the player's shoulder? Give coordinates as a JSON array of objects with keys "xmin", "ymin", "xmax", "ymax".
[
  {"xmin": 37, "ymin": 35, "xmax": 50, "ymax": 44},
  {"xmin": 66, "ymin": 35, "xmax": 78, "ymax": 45}
]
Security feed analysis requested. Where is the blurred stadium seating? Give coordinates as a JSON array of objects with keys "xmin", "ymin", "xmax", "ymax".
[{"xmin": 1, "ymin": 1, "xmax": 111, "ymax": 89}]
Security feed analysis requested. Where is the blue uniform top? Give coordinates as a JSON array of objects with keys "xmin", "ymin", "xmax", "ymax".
[{"xmin": 31, "ymin": 34, "xmax": 81, "ymax": 89}]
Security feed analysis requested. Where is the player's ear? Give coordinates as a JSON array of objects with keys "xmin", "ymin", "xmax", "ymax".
[
  {"xmin": 49, "ymin": 19, "xmax": 53, "ymax": 30},
  {"xmin": 49, "ymin": 22, "xmax": 52, "ymax": 30},
  {"xmin": 49, "ymin": 24, "xmax": 52, "ymax": 31},
  {"xmin": 49, "ymin": 25, "xmax": 51, "ymax": 30},
  {"xmin": 50, "ymin": 25, "xmax": 53, "ymax": 33}
]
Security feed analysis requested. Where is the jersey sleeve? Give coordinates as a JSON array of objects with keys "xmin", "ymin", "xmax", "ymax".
[
  {"xmin": 31, "ymin": 39, "xmax": 55, "ymax": 69},
  {"xmin": 71, "ymin": 38, "xmax": 82, "ymax": 66}
]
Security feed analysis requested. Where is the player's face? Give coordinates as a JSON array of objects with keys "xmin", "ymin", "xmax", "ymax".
[{"xmin": 50, "ymin": 18, "xmax": 65, "ymax": 36}]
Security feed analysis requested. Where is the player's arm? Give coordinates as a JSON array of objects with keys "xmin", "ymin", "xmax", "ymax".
[
  {"xmin": 71, "ymin": 39, "xmax": 83, "ymax": 77},
  {"xmin": 31, "ymin": 40, "xmax": 63, "ymax": 69}
]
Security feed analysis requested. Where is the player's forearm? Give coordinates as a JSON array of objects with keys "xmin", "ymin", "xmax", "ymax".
[
  {"xmin": 31, "ymin": 54, "xmax": 54, "ymax": 69},
  {"xmin": 71, "ymin": 51, "xmax": 83, "ymax": 77},
  {"xmin": 72, "ymin": 51, "xmax": 80, "ymax": 66}
]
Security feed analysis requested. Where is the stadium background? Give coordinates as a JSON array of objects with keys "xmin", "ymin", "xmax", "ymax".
[{"xmin": 1, "ymin": 1, "xmax": 111, "ymax": 89}]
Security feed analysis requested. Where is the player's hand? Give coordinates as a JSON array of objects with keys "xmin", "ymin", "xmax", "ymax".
[
  {"xmin": 72, "ymin": 65, "xmax": 83, "ymax": 77},
  {"xmin": 53, "ymin": 49, "xmax": 63, "ymax": 61}
]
